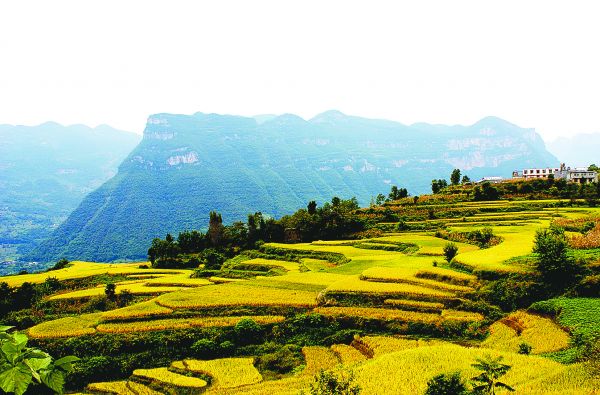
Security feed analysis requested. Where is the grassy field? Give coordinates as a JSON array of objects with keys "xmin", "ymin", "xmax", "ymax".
[{"xmin": 171, "ymin": 358, "xmax": 263, "ymax": 389}]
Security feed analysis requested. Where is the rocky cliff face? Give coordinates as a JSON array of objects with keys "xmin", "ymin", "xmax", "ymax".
[{"xmin": 29, "ymin": 111, "xmax": 558, "ymax": 262}]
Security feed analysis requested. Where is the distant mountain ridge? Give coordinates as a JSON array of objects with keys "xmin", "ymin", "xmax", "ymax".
[
  {"xmin": 28, "ymin": 111, "xmax": 558, "ymax": 262},
  {"xmin": 546, "ymin": 133, "xmax": 600, "ymax": 167},
  {"xmin": 0, "ymin": 122, "xmax": 140, "ymax": 264}
]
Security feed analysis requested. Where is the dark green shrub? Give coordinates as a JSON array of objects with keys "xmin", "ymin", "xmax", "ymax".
[
  {"xmin": 234, "ymin": 318, "xmax": 262, "ymax": 345},
  {"xmin": 518, "ymin": 342, "xmax": 532, "ymax": 355},
  {"xmin": 443, "ymin": 243, "xmax": 459, "ymax": 263},
  {"xmin": 425, "ymin": 371, "xmax": 468, "ymax": 395},
  {"xmin": 305, "ymin": 369, "xmax": 360, "ymax": 395},
  {"xmin": 191, "ymin": 339, "xmax": 219, "ymax": 359},
  {"xmin": 255, "ymin": 344, "xmax": 303, "ymax": 376}
]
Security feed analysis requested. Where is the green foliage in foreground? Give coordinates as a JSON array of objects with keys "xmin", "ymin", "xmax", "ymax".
[
  {"xmin": 0, "ymin": 326, "xmax": 78, "ymax": 395},
  {"xmin": 425, "ymin": 371, "xmax": 469, "ymax": 395},
  {"xmin": 470, "ymin": 355, "xmax": 514, "ymax": 395},
  {"xmin": 304, "ymin": 369, "xmax": 361, "ymax": 395},
  {"xmin": 529, "ymin": 297, "xmax": 600, "ymax": 339}
]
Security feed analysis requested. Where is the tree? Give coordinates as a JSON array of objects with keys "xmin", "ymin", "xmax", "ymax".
[
  {"xmin": 0, "ymin": 326, "xmax": 78, "ymax": 395},
  {"xmin": 451, "ymin": 169, "xmax": 461, "ymax": 185},
  {"xmin": 208, "ymin": 211, "xmax": 224, "ymax": 247},
  {"xmin": 443, "ymin": 243, "xmax": 458, "ymax": 263},
  {"xmin": 432, "ymin": 180, "xmax": 441, "ymax": 194},
  {"xmin": 49, "ymin": 259, "xmax": 70, "ymax": 271},
  {"xmin": 388, "ymin": 186, "xmax": 408, "ymax": 201},
  {"xmin": 425, "ymin": 372, "xmax": 468, "ymax": 395},
  {"xmin": 375, "ymin": 194, "xmax": 386, "ymax": 206},
  {"xmin": 588, "ymin": 164, "xmax": 599, "ymax": 172},
  {"xmin": 461, "ymin": 175, "xmax": 471, "ymax": 184},
  {"xmin": 305, "ymin": 369, "xmax": 360, "ymax": 395},
  {"xmin": 533, "ymin": 227, "xmax": 585, "ymax": 292},
  {"xmin": 307, "ymin": 201, "xmax": 317, "ymax": 215},
  {"xmin": 104, "ymin": 283, "xmax": 116, "ymax": 301},
  {"xmin": 470, "ymin": 355, "xmax": 514, "ymax": 394}
]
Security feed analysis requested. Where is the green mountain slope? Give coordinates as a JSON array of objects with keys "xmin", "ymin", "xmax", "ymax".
[
  {"xmin": 0, "ymin": 122, "xmax": 140, "ymax": 263},
  {"xmin": 28, "ymin": 111, "xmax": 558, "ymax": 262}
]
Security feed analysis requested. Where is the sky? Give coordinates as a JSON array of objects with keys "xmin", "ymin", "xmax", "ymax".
[{"xmin": 1, "ymin": 1, "xmax": 599, "ymax": 140}]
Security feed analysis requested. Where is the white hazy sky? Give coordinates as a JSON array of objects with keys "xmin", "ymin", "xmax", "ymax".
[{"xmin": 1, "ymin": 1, "xmax": 599, "ymax": 140}]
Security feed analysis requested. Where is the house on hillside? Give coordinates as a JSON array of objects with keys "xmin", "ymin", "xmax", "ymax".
[
  {"xmin": 514, "ymin": 163, "xmax": 598, "ymax": 183},
  {"xmin": 555, "ymin": 164, "xmax": 598, "ymax": 184}
]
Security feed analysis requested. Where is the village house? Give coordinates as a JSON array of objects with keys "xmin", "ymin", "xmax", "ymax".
[{"xmin": 513, "ymin": 164, "xmax": 598, "ymax": 183}]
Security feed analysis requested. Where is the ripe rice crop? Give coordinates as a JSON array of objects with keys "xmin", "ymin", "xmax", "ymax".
[
  {"xmin": 172, "ymin": 358, "xmax": 262, "ymax": 389},
  {"xmin": 96, "ymin": 315, "xmax": 285, "ymax": 334},
  {"xmin": 355, "ymin": 335, "xmax": 445, "ymax": 357},
  {"xmin": 86, "ymin": 381, "xmax": 132, "ymax": 394},
  {"xmin": 568, "ymin": 223, "xmax": 600, "ymax": 249},
  {"xmin": 101, "ymin": 299, "xmax": 174, "ymax": 321},
  {"xmin": 353, "ymin": 343, "xmax": 588, "ymax": 395},
  {"xmin": 0, "ymin": 260, "xmax": 190, "ymax": 287},
  {"xmin": 414, "ymin": 267, "xmax": 476, "ymax": 285},
  {"xmin": 132, "ymin": 367, "xmax": 207, "ymax": 389},
  {"xmin": 205, "ymin": 376, "xmax": 309, "ymax": 395},
  {"xmin": 384, "ymin": 299, "xmax": 444, "ymax": 312},
  {"xmin": 143, "ymin": 273, "xmax": 212, "ymax": 287},
  {"xmin": 301, "ymin": 346, "xmax": 340, "ymax": 376},
  {"xmin": 440, "ymin": 309, "xmax": 484, "ymax": 322},
  {"xmin": 239, "ymin": 258, "xmax": 300, "ymax": 272},
  {"xmin": 49, "ymin": 283, "xmax": 185, "ymax": 300},
  {"xmin": 314, "ymin": 306, "xmax": 442, "ymax": 324},
  {"xmin": 28, "ymin": 312, "xmax": 102, "ymax": 339},
  {"xmin": 325, "ymin": 276, "xmax": 454, "ymax": 300},
  {"xmin": 157, "ymin": 283, "xmax": 318, "ymax": 309},
  {"xmin": 482, "ymin": 311, "xmax": 569, "ymax": 354},
  {"xmin": 360, "ymin": 267, "xmax": 473, "ymax": 293},
  {"xmin": 330, "ymin": 344, "xmax": 366, "ymax": 365},
  {"xmin": 257, "ymin": 272, "xmax": 347, "ymax": 287}
]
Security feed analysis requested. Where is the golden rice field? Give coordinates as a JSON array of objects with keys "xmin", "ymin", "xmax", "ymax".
[
  {"xmin": 482, "ymin": 311, "xmax": 570, "ymax": 354},
  {"xmin": 440, "ymin": 309, "xmax": 484, "ymax": 322},
  {"xmin": 48, "ymin": 283, "xmax": 187, "ymax": 300},
  {"xmin": 85, "ymin": 381, "xmax": 137, "ymax": 395},
  {"xmin": 101, "ymin": 299, "xmax": 174, "ymax": 320},
  {"xmin": 356, "ymin": 335, "xmax": 448, "ymax": 357},
  {"xmin": 132, "ymin": 367, "xmax": 208, "ymax": 389},
  {"xmin": 0, "ymin": 260, "xmax": 190, "ymax": 287},
  {"xmin": 352, "ymin": 343, "xmax": 597, "ymax": 395},
  {"xmin": 239, "ymin": 258, "xmax": 300, "ymax": 272},
  {"xmin": 360, "ymin": 267, "xmax": 474, "ymax": 293},
  {"xmin": 206, "ymin": 376, "xmax": 309, "ymax": 395},
  {"xmin": 330, "ymin": 344, "xmax": 367, "ymax": 365},
  {"xmin": 301, "ymin": 346, "xmax": 340, "ymax": 376},
  {"xmin": 384, "ymin": 299, "xmax": 445, "ymax": 311},
  {"xmin": 371, "ymin": 233, "xmax": 479, "ymax": 255},
  {"xmin": 325, "ymin": 276, "xmax": 454, "ymax": 300},
  {"xmin": 314, "ymin": 306, "xmax": 482, "ymax": 324},
  {"xmin": 171, "ymin": 358, "xmax": 262, "ymax": 389},
  {"xmin": 156, "ymin": 283, "xmax": 318, "ymax": 309},
  {"xmin": 96, "ymin": 315, "xmax": 285, "ymax": 334},
  {"xmin": 28, "ymin": 312, "xmax": 102, "ymax": 339},
  {"xmin": 256, "ymin": 271, "xmax": 347, "ymax": 287}
]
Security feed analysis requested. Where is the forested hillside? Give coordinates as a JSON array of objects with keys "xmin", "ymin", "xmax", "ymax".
[
  {"xmin": 29, "ymin": 111, "xmax": 559, "ymax": 262},
  {"xmin": 0, "ymin": 122, "xmax": 140, "ymax": 266}
]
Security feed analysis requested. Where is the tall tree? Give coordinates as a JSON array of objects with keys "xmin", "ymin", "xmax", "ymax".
[
  {"xmin": 451, "ymin": 169, "xmax": 461, "ymax": 185},
  {"xmin": 307, "ymin": 201, "xmax": 317, "ymax": 215},
  {"xmin": 208, "ymin": 211, "xmax": 224, "ymax": 248}
]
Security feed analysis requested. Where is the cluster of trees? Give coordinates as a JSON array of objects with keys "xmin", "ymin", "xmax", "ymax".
[
  {"xmin": 432, "ymin": 169, "xmax": 471, "ymax": 194},
  {"xmin": 148, "ymin": 197, "xmax": 365, "ymax": 269}
]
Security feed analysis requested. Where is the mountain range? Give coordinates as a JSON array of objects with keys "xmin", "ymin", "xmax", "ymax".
[
  {"xmin": 0, "ymin": 122, "xmax": 140, "ymax": 264},
  {"xmin": 27, "ymin": 111, "xmax": 558, "ymax": 263},
  {"xmin": 546, "ymin": 133, "xmax": 600, "ymax": 168}
]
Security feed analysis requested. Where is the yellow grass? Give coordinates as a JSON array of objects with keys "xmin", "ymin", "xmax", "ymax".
[
  {"xmin": 330, "ymin": 344, "xmax": 366, "ymax": 365},
  {"xmin": 356, "ymin": 335, "xmax": 446, "ymax": 357},
  {"xmin": 86, "ymin": 381, "xmax": 133, "ymax": 394},
  {"xmin": 384, "ymin": 299, "xmax": 444, "ymax": 311},
  {"xmin": 157, "ymin": 283, "xmax": 318, "ymax": 309},
  {"xmin": 96, "ymin": 315, "xmax": 285, "ymax": 334},
  {"xmin": 48, "ymin": 283, "xmax": 185, "ymax": 300},
  {"xmin": 325, "ymin": 276, "xmax": 454, "ymax": 300},
  {"xmin": 440, "ymin": 309, "xmax": 484, "ymax": 322},
  {"xmin": 132, "ymin": 367, "xmax": 208, "ymax": 389},
  {"xmin": 205, "ymin": 376, "xmax": 309, "ymax": 395},
  {"xmin": 0, "ymin": 260, "xmax": 189, "ymax": 287},
  {"xmin": 353, "ymin": 343, "xmax": 589, "ymax": 395},
  {"xmin": 240, "ymin": 258, "xmax": 300, "ymax": 272},
  {"xmin": 28, "ymin": 312, "xmax": 102, "ymax": 338},
  {"xmin": 360, "ymin": 267, "xmax": 474, "ymax": 293},
  {"xmin": 302, "ymin": 346, "xmax": 340, "ymax": 376},
  {"xmin": 172, "ymin": 358, "xmax": 262, "ymax": 389},
  {"xmin": 101, "ymin": 299, "xmax": 174, "ymax": 321},
  {"xmin": 482, "ymin": 311, "xmax": 570, "ymax": 354}
]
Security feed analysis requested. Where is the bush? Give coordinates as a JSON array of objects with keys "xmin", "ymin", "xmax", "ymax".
[
  {"xmin": 191, "ymin": 339, "xmax": 219, "ymax": 359},
  {"xmin": 443, "ymin": 243, "xmax": 459, "ymax": 263},
  {"xmin": 234, "ymin": 318, "xmax": 262, "ymax": 345},
  {"xmin": 518, "ymin": 342, "xmax": 532, "ymax": 355},
  {"xmin": 425, "ymin": 371, "xmax": 468, "ymax": 395},
  {"xmin": 574, "ymin": 275, "xmax": 600, "ymax": 297},
  {"xmin": 305, "ymin": 369, "xmax": 360, "ymax": 395},
  {"xmin": 255, "ymin": 344, "xmax": 303, "ymax": 375}
]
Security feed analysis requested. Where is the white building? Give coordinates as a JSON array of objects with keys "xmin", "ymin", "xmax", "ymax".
[
  {"xmin": 516, "ymin": 164, "xmax": 598, "ymax": 183},
  {"xmin": 520, "ymin": 167, "xmax": 560, "ymax": 179}
]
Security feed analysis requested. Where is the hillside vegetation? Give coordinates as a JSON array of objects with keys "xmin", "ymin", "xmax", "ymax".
[{"xmin": 1, "ymin": 178, "xmax": 599, "ymax": 394}]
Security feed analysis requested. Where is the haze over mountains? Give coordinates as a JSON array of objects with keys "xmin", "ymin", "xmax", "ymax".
[
  {"xmin": 26, "ymin": 111, "xmax": 559, "ymax": 263},
  {"xmin": 546, "ymin": 133, "xmax": 600, "ymax": 168},
  {"xmin": 0, "ymin": 123, "xmax": 140, "ymax": 264}
]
